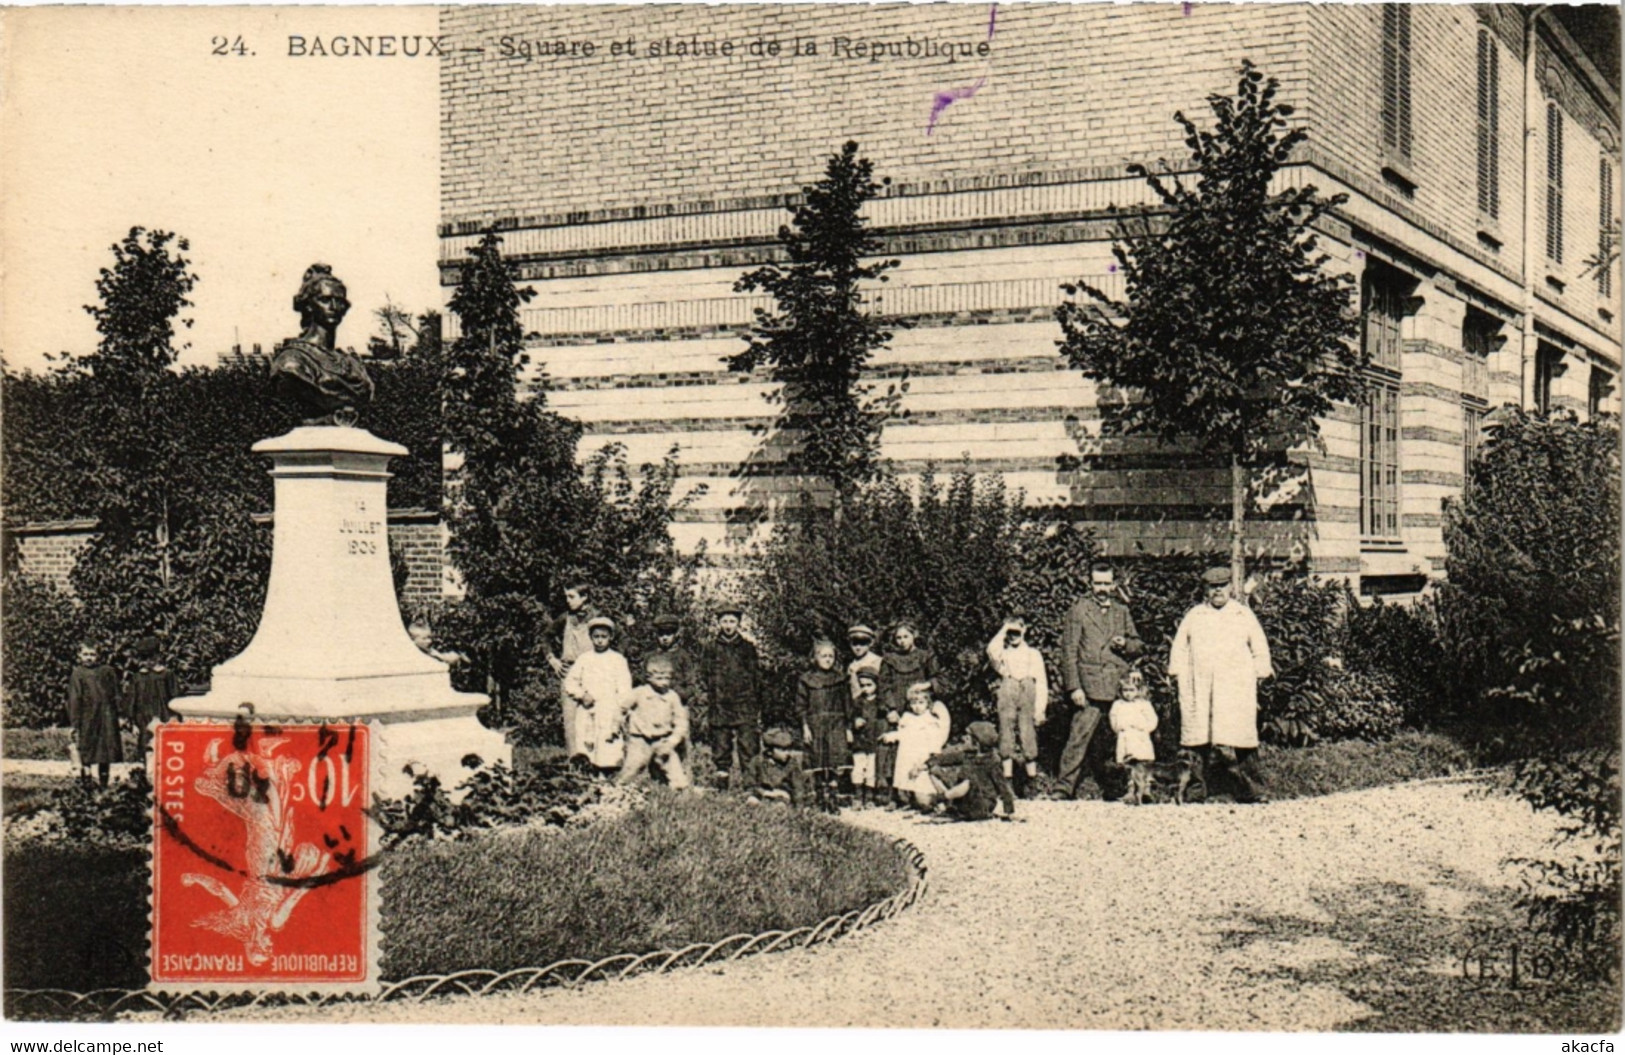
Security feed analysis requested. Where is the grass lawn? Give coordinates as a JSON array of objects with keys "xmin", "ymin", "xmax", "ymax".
[
  {"xmin": 1263, "ymin": 731, "xmax": 1476, "ymax": 801},
  {"xmin": 3, "ymin": 727, "xmax": 142, "ymax": 763},
  {"xmin": 380, "ymin": 789, "xmax": 911, "ymax": 979},
  {"xmin": 4, "ymin": 840, "xmax": 151, "ymax": 994},
  {"xmin": 2, "ymin": 787, "xmax": 912, "ymax": 996}
]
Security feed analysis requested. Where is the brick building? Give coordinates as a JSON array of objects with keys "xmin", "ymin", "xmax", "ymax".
[{"xmin": 441, "ymin": 3, "xmax": 1620, "ymax": 593}]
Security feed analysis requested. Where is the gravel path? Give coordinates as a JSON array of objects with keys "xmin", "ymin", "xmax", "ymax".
[{"xmin": 218, "ymin": 777, "xmax": 1576, "ymax": 1030}]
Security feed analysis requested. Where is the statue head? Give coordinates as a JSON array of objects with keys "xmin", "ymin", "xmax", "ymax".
[{"xmin": 292, "ymin": 264, "xmax": 350, "ymax": 331}]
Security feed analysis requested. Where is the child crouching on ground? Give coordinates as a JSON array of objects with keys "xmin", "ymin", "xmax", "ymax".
[
  {"xmin": 883, "ymin": 681, "xmax": 951, "ymax": 809},
  {"xmin": 742, "ymin": 728, "xmax": 813, "ymax": 807},
  {"xmin": 1108, "ymin": 669, "xmax": 1158, "ymax": 804},
  {"xmin": 927, "ymin": 721, "xmax": 1017, "ymax": 821},
  {"xmin": 617, "ymin": 655, "xmax": 691, "ymax": 790}
]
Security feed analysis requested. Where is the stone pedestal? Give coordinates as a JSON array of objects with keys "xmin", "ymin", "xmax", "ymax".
[{"xmin": 175, "ymin": 426, "xmax": 508, "ymax": 797}]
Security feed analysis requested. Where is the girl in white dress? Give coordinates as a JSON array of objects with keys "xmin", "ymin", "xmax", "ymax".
[{"xmin": 884, "ymin": 681, "xmax": 952, "ymax": 808}]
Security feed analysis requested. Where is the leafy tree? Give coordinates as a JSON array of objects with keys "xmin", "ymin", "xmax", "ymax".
[
  {"xmin": 730, "ymin": 141, "xmax": 906, "ymax": 500},
  {"xmin": 1439, "ymin": 409, "xmax": 1621, "ymax": 956},
  {"xmin": 1056, "ymin": 62, "xmax": 1364, "ymax": 588},
  {"xmin": 439, "ymin": 230, "xmax": 703, "ymax": 742}
]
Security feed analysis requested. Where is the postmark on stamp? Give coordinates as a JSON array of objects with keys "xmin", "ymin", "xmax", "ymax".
[{"xmin": 150, "ymin": 718, "xmax": 379, "ymax": 994}]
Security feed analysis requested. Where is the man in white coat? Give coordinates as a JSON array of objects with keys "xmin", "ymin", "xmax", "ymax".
[{"xmin": 1169, "ymin": 566, "xmax": 1273, "ymax": 803}]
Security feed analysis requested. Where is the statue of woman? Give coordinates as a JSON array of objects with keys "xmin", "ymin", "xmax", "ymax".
[{"xmin": 270, "ymin": 264, "xmax": 374, "ymax": 425}]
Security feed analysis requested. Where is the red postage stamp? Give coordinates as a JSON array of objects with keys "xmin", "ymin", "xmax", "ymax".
[{"xmin": 150, "ymin": 719, "xmax": 379, "ymax": 994}]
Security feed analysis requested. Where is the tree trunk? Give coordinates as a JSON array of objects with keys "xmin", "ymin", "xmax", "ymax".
[{"xmin": 1230, "ymin": 454, "xmax": 1247, "ymax": 606}]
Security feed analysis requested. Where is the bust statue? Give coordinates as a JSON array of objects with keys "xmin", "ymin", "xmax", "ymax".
[{"xmin": 270, "ymin": 264, "xmax": 375, "ymax": 426}]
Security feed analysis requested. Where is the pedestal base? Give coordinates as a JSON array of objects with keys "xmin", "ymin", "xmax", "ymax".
[{"xmin": 172, "ymin": 695, "xmax": 511, "ymax": 800}]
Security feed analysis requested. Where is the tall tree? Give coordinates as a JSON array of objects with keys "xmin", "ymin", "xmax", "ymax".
[
  {"xmin": 76, "ymin": 227, "xmax": 199, "ymax": 586},
  {"xmin": 439, "ymin": 230, "xmax": 702, "ymax": 739},
  {"xmin": 731, "ymin": 141, "xmax": 905, "ymax": 501},
  {"xmin": 1056, "ymin": 62, "xmax": 1364, "ymax": 588}
]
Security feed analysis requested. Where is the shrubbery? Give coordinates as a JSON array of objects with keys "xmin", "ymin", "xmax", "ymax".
[
  {"xmin": 1439, "ymin": 410, "xmax": 1620, "ymax": 955},
  {"xmin": 746, "ymin": 468, "xmax": 1035, "ymax": 729},
  {"xmin": 1, "ymin": 575, "xmax": 83, "ymax": 728}
]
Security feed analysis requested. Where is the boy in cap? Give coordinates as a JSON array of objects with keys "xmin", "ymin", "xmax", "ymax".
[
  {"xmin": 123, "ymin": 634, "xmax": 177, "ymax": 757},
  {"xmin": 846, "ymin": 624, "xmax": 883, "ymax": 697},
  {"xmin": 617, "ymin": 654, "xmax": 691, "ymax": 790},
  {"xmin": 562, "ymin": 616, "xmax": 633, "ymax": 770},
  {"xmin": 741, "ymin": 727, "xmax": 812, "ymax": 807},
  {"xmin": 927, "ymin": 721, "xmax": 1017, "ymax": 821},
  {"xmin": 701, "ymin": 603, "xmax": 764, "ymax": 779},
  {"xmin": 848, "ymin": 666, "xmax": 883, "ymax": 807},
  {"xmin": 986, "ymin": 616, "xmax": 1049, "ymax": 790},
  {"xmin": 647, "ymin": 613, "xmax": 702, "ymax": 713}
]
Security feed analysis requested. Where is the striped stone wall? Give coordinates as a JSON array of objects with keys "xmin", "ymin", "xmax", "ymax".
[{"xmin": 439, "ymin": 3, "xmax": 1620, "ymax": 589}]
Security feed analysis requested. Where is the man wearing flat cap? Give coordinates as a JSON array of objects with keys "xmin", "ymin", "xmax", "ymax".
[
  {"xmin": 701, "ymin": 603, "xmax": 764, "ymax": 778},
  {"xmin": 1169, "ymin": 566, "xmax": 1274, "ymax": 803}
]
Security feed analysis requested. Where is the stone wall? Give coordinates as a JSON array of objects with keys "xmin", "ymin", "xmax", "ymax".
[{"xmin": 5, "ymin": 511, "xmax": 447, "ymax": 604}]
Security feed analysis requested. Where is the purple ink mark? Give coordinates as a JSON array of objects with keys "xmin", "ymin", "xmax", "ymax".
[
  {"xmin": 1183, "ymin": 2, "xmax": 1192, "ymax": 16},
  {"xmin": 1108, "ymin": 264, "xmax": 1118, "ymax": 273},
  {"xmin": 927, "ymin": 3, "xmax": 998, "ymax": 136}
]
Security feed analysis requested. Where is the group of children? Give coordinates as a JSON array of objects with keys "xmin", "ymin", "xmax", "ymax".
[
  {"xmin": 557, "ymin": 604, "xmax": 1163, "ymax": 823},
  {"xmin": 64, "ymin": 636, "xmax": 178, "ymax": 786}
]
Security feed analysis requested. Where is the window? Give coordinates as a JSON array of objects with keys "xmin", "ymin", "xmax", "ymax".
[
  {"xmin": 1589, "ymin": 366, "xmax": 1614, "ymax": 419},
  {"xmin": 1534, "ymin": 343, "xmax": 1564, "ymax": 414},
  {"xmin": 1546, "ymin": 103, "xmax": 1564, "ymax": 264},
  {"xmin": 1476, "ymin": 30, "xmax": 1500, "ymax": 220},
  {"xmin": 1461, "ymin": 311, "xmax": 1496, "ymax": 482},
  {"xmin": 1600, "ymin": 160, "xmax": 1616, "ymax": 299},
  {"xmin": 1382, "ymin": 5, "xmax": 1414, "ymax": 161},
  {"xmin": 1360, "ymin": 269, "xmax": 1407, "ymax": 543}
]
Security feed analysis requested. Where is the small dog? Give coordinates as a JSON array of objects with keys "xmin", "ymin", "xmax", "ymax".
[
  {"xmin": 1172, "ymin": 748, "xmax": 1205, "ymax": 805},
  {"xmin": 1124, "ymin": 761, "xmax": 1154, "ymax": 805}
]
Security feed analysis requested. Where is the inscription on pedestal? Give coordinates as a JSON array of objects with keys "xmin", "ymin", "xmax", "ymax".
[{"xmin": 340, "ymin": 499, "xmax": 382, "ymax": 556}]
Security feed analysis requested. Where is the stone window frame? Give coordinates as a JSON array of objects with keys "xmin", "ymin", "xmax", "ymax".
[{"xmin": 1359, "ymin": 265, "xmax": 1409, "ymax": 547}]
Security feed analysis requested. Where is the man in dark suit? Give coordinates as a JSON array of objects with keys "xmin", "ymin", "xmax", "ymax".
[{"xmin": 1058, "ymin": 561, "xmax": 1143, "ymax": 799}]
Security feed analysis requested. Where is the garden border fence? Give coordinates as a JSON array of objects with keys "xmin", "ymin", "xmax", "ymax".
[{"xmin": 5, "ymin": 834, "xmax": 928, "ymax": 1021}]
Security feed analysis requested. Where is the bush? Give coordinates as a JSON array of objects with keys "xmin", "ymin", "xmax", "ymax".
[
  {"xmin": 1440, "ymin": 410, "xmax": 1621, "ymax": 954},
  {"xmin": 379, "ymin": 790, "xmax": 911, "ymax": 979},
  {"xmin": 1288, "ymin": 667, "xmax": 1406, "ymax": 744},
  {"xmin": 1, "ymin": 574, "xmax": 83, "ymax": 728},
  {"xmin": 1341, "ymin": 589, "xmax": 1449, "ymax": 728},
  {"xmin": 1439, "ymin": 409, "xmax": 1620, "ymax": 730},
  {"xmin": 367, "ymin": 758, "xmax": 603, "ymax": 846},
  {"xmin": 747, "ymin": 468, "xmax": 1035, "ymax": 730}
]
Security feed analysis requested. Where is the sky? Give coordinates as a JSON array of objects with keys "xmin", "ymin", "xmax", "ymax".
[{"xmin": 0, "ymin": 6, "xmax": 441, "ymax": 372}]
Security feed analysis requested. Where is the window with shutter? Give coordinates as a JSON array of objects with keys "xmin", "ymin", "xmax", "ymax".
[
  {"xmin": 1382, "ymin": 5, "xmax": 1413, "ymax": 162},
  {"xmin": 1546, "ymin": 103, "xmax": 1564, "ymax": 264},
  {"xmin": 1476, "ymin": 30, "xmax": 1500, "ymax": 220}
]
